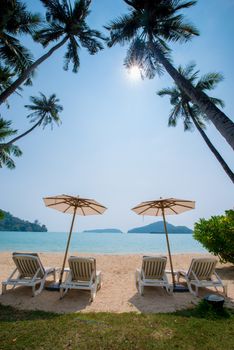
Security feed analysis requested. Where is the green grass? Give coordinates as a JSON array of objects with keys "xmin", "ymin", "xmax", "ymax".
[{"xmin": 0, "ymin": 302, "xmax": 233, "ymax": 350}]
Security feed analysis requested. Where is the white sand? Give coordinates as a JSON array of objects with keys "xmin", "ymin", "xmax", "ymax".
[{"xmin": 0, "ymin": 252, "xmax": 233, "ymax": 313}]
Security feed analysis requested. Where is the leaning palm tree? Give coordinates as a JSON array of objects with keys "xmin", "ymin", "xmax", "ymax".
[
  {"xmin": 157, "ymin": 63, "xmax": 234, "ymax": 184},
  {"xmin": 106, "ymin": 0, "xmax": 234, "ymax": 151},
  {"xmin": 0, "ymin": 0, "xmax": 41, "ymax": 81},
  {"xmin": 0, "ymin": 0, "xmax": 104, "ymax": 104},
  {"xmin": 0, "ymin": 93, "xmax": 63, "ymax": 150},
  {"xmin": 0, "ymin": 118, "xmax": 22, "ymax": 169}
]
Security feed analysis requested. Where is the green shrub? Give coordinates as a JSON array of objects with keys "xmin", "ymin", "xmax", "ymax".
[
  {"xmin": 194, "ymin": 210, "xmax": 234, "ymax": 264},
  {"xmin": 0, "ymin": 210, "xmax": 4, "ymax": 220}
]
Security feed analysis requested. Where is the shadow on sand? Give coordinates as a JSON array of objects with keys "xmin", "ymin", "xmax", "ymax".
[{"xmin": 0, "ymin": 282, "xmax": 93, "ymax": 314}]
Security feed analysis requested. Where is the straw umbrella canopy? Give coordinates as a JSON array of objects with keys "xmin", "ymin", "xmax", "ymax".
[
  {"xmin": 132, "ymin": 198, "xmax": 195, "ymax": 288},
  {"xmin": 43, "ymin": 194, "xmax": 107, "ymax": 284}
]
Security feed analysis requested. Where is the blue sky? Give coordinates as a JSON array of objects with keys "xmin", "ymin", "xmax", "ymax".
[{"xmin": 0, "ymin": 0, "xmax": 233, "ymax": 232}]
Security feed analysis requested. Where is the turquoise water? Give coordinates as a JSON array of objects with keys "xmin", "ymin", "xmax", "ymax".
[{"xmin": 0, "ymin": 231, "xmax": 206, "ymax": 254}]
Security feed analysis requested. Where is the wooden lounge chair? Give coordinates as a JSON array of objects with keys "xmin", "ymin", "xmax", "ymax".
[
  {"xmin": 135, "ymin": 256, "xmax": 173, "ymax": 295},
  {"xmin": 60, "ymin": 257, "xmax": 102, "ymax": 301},
  {"xmin": 2, "ymin": 252, "xmax": 58, "ymax": 297},
  {"xmin": 177, "ymin": 258, "xmax": 227, "ymax": 297}
]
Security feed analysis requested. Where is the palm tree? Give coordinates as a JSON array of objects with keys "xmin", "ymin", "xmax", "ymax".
[
  {"xmin": 0, "ymin": 118, "xmax": 22, "ymax": 169},
  {"xmin": 0, "ymin": 0, "xmax": 41, "ymax": 81},
  {"xmin": 0, "ymin": 93, "xmax": 63, "ymax": 149},
  {"xmin": 0, "ymin": 0, "xmax": 104, "ymax": 104},
  {"xmin": 157, "ymin": 63, "xmax": 234, "ymax": 184},
  {"xmin": 106, "ymin": 0, "xmax": 234, "ymax": 151}
]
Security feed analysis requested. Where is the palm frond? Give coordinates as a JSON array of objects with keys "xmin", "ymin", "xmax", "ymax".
[
  {"xmin": 173, "ymin": 1, "xmax": 197, "ymax": 12},
  {"xmin": 157, "ymin": 87, "xmax": 175, "ymax": 97},
  {"xmin": 3, "ymin": 1, "xmax": 42, "ymax": 35},
  {"xmin": 0, "ymin": 118, "xmax": 17, "ymax": 140},
  {"xmin": 40, "ymin": 0, "xmax": 69, "ymax": 24},
  {"xmin": 64, "ymin": 38, "xmax": 80, "ymax": 72},
  {"xmin": 106, "ymin": 13, "xmax": 140, "ymax": 47},
  {"xmin": 196, "ymin": 72, "xmax": 224, "ymax": 92},
  {"xmin": 0, "ymin": 34, "xmax": 34, "ymax": 76},
  {"xmin": 208, "ymin": 96, "xmax": 225, "ymax": 108},
  {"xmin": 34, "ymin": 23, "xmax": 65, "ymax": 47}
]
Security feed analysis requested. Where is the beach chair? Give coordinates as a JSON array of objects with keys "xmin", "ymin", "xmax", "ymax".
[
  {"xmin": 177, "ymin": 258, "xmax": 227, "ymax": 297},
  {"xmin": 2, "ymin": 252, "xmax": 58, "ymax": 297},
  {"xmin": 135, "ymin": 256, "xmax": 173, "ymax": 295},
  {"xmin": 60, "ymin": 257, "xmax": 102, "ymax": 301}
]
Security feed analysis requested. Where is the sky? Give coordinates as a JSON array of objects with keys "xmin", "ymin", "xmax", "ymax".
[{"xmin": 0, "ymin": 0, "xmax": 233, "ymax": 232}]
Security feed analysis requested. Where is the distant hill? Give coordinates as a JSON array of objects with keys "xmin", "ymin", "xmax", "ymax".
[
  {"xmin": 0, "ymin": 210, "xmax": 47, "ymax": 232},
  {"xmin": 83, "ymin": 228, "xmax": 122, "ymax": 233},
  {"xmin": 128, "ymin": 221, "xmax": 192, "ymax": 234}
]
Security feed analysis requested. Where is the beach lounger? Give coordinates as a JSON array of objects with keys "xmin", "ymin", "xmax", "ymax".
[
  {"xmin": 60, "ymin": 256, "xmax": 102, "ymax": 301},
  {"xmin": 135, "ymin": 256, "xmax": 173, "ymax": 295},
  {"xmin": 2, "ymin": 252, "xmax": 58, "ymax": 297},
  {"xmin": 177, "ymin": 258, "xmax": 227, "ymax": 297}
]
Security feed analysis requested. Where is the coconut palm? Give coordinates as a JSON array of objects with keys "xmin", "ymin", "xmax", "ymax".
[
  {"xmin": 0, "ymin": 0, "xmax": 41, "ymax": 81},
  {"xmin": 0, "ymin": 93, "xmax": 63, "ymax": 149},
  {"xmin": 0, "ymin": 0, "xmax": 104, "ymax": 104},
  {"xmin": 0, "ymin": 118, "xmax": 22, "ymax": 169},
  {"xmin": 157, "ymin": 63, "xmax": 234, "ymax": 184},
  {"xmin": 106, "ymin": 0, "xmax": 234, "ymax": 150}
]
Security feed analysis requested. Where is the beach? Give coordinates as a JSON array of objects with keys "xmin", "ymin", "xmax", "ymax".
[{"xmin": 0, "ymin": 252, "xmax": 233, "ymax": 313}]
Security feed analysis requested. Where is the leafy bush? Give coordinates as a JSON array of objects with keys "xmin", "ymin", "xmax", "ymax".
[
  {"xmin": 0, "ymin": 210, "xmax": 4, "ymax": 220},
  {"xmin": 194, "ymin": 210, "xmax": 234, "ymax": 264}
]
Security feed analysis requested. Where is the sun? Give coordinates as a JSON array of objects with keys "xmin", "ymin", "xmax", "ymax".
[{"xmin": 128, "ymin": 65, "xmax": 141, "ymax": 80}]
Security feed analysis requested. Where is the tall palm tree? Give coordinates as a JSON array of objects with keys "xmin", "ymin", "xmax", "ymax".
[
  {"xmin": 0, "ymin": 0, "xmax": 104, "ymax": 104},
  {"xmin": 0, "ymin": 0, "xmax": 41, "ymax": 82},
  {"xmin": 0, "ymin": 118, "xmax": 22, "ymax": 169},
  {"xmin": 0, "ymin": 93, "xmax": 63, "ymax": 149},
  {"xmin": 106, "ymin": 0, "xmax": 234, "ymax": 150},
  {"xmin": 157, "ymin": 63, "xmax": 234, "ymax": 184}
]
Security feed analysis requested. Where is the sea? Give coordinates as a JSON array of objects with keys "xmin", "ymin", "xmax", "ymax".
[{"xmin": 0, "ymin": 231, "xmax": 206, "ymax": 254}]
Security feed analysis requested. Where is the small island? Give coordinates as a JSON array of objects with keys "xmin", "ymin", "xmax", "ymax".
[
  {"xmin": 83, "ymin": 228, "xmax": 122, "ymax": 233},
  {"xmin": 128, "ymin": 221, "xmax": 193, "ymax": 234},
  {"xmin": 0, "ymin": 210, "xmax": 47, "ymax": 232}
]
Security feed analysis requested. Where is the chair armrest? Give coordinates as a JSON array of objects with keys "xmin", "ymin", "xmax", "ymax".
[{"xmin": 177, "ymin": 270, "xmax": 187, "ymax": 277}]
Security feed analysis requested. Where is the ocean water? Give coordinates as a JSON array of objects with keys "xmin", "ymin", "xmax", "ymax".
[{"xmin": 0, "ymin": 231, "xmax": 206, "ymax": 254}]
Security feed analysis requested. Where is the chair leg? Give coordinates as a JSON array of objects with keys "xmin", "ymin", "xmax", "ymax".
[
  {"xmin": 223, "ymin": 284, "xmax": 228, "ymax": 297},
  {"xmin": 60, "ymin": 287, "xmax": 64, "ymax": 299},
  {"xmin": 91, "ymin": 286, "xmax": 96, "ymax": 302},
  {"xmin": 97, "ymin": 273, "xmax": 102, "ymax": 290},
  {"xmin": 166, "ymin": 285, "xmax": 173, "ymax": 295},
  {"xmin": 139, "ymin": 283, "xmax": 144, "ymax": 296},
  {"xmin": 60, "ymin": 286, "xmax": 69, "ymax": 299},
  {"xmin": 135, "ymin": 270, "xmax": 140, "ymax": 290},
  {"xmin": 1, "ymin": 283, "xmax": 7, "ymax": 295},
  {"xmin": 186, "ymin": 280, "xmax": 197, "ymax": 296}
]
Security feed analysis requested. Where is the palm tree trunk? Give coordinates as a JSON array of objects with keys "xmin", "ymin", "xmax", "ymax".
[
  {"xmin": 153, "ymin": 46, "xmax": 234, "ymax": 151},
  {"xmin": 0, "ymin": 117, "xmax": 43, "ymax": 149},
  {"xmin": 0, "ymin": 36, "xmax": 69, "ymax": 105},
  {"xmin": 188, "ymin": 105, "xmax": 234, "ymax": 184}
]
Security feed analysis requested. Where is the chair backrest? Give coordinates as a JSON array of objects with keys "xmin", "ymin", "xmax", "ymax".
[
  {"xmin": 68, "ymin": 257, "xmax": 96, "ymax": 282},
  {"xmin": 142, "ymin": 256, "xmax": 167, "ymax": 280},
  {"xmin": 12, "ymin": 252, "xmax": 45, "ymax": 278},
  {"xmin": 187, "ymin": 258, "xmax": 217, "ymax": 280}
]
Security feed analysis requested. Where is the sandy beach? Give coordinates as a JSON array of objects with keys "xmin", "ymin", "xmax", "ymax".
[{"xmin": 0, "ymin": 252, "xmax": 233, "ymax": 313}]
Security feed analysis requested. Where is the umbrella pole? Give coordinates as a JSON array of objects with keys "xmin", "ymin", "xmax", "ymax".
[
  {"xmin": 162, "ymin": 208, "xmax": 176, "ymax": 287},
  {"xmin": 59, "ymin": 208, "xmax": 77, "ymax": 285}
]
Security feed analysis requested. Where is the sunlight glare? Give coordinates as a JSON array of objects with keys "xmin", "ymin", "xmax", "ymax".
[{"xmin": 128, "ymin": 65, "xmax": 141, "ymax": 80}]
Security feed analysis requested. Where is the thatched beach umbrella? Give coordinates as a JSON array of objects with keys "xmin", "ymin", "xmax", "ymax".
[
  {"xmin": 43, "ymin": 194, "xmax": 107, "ymax": 285},
  {"xmin": 132, "ymin": 198, "xmax": 195, "ymax": 290}
]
